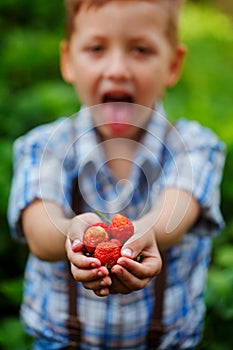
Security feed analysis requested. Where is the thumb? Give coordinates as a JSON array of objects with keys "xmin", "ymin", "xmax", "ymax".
[
  {"xmin": 121, "ymin": 234, "xmax": 142, "ymax": 259},
  {"xmin": 68, "ymin": 212, "xmax": 100, "ymax": 252}
]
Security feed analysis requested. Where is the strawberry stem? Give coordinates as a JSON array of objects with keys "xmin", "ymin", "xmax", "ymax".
[{"xmin": 94, "ymin": 210, "xmax": 111, "ymax": 225}]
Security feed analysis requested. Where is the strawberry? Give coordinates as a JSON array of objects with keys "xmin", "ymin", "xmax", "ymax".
[
  {"xmin": 83, "ymin": 225, "xmax": 109, "ymax": 254},
  {"xmin": 92, "ymin": 222, "xmax": 109, "ymax": 230},
  {"xmin": 94, "ymin": 239, "xmax": 122, "ymax": 268},
  {"xmin": 109, "ymin": 214, "xmax": 134, "ymax": 243}
]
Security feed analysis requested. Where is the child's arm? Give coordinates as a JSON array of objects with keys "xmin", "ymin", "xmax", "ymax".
[
  {"xmin": 22, "ymin": 200, "xmax": 102, "ymax": 261},
  {"xmin": 22, "ymin": 200, "xmax": 70, "ymax": 261},
  {"xmin": 22, "ymin": 199, "xmax": 114, "ymax": 293},
  {"xmin": 132, "ymin": 186, "xmax": 200, "ymax": 251}
]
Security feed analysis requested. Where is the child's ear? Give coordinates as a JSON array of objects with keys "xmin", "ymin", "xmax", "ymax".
[
  {"xmin": 60, "ymin": 41, "xmax": 74, "ymax": 84},
  {"xmin": 166, "ymin": 44, "xmax": 187, "ymax": 87}
]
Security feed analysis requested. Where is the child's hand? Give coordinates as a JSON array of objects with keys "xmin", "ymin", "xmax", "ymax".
[
  {"xmin": 66, "ymin": 213, "xmax": 112, "ymax": 296},
  {"xmin": 66, "ymin": 213, "xmax": 162, "ymax": 297},
  {"xmin": 66, "ymin": 241, "xmax": 112, "ymax": 295},
  {"xmin": 109, "ymin": 226, "xmax": 162, "ymax": 294}
]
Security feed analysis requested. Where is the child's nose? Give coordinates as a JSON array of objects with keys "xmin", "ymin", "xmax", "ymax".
[{"xmin": 104, "ymin": 51, "xmax": 131, "ymax": 81}]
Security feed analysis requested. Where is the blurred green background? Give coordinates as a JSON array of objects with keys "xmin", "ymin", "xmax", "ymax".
[{"xmin": 0, "ymin": 0, "xmax": 233, "ymax": 349}]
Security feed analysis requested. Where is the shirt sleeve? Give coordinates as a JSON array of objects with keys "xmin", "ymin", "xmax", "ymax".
[
  {"xmin": 7, "ymin": 118, "xmax": 75, "ymax": 242},
  {"xmin": 154, "ymin": 119, "xmax": 226, "ymax": 236}
]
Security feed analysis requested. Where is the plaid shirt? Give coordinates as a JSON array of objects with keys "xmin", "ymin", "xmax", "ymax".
[{"xmin": 8, "ymin": 107, "xmax": 225, "ymax": 349}]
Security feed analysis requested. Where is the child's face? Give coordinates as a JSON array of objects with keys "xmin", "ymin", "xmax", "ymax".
[{"xmin": 61, "ymin": 0, "xmax": 185, "ymax": 139}]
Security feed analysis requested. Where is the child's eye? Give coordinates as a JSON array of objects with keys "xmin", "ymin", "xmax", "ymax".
[
  {"xmin": 132, "ymin": 46, "xmax": 152, "ymax": 55},
  {"xmin": 88, "ymin": 45, "xmax": 104, "ymax": 53}
]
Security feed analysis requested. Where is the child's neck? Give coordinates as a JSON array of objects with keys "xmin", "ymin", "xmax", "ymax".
[{"xmin": 102, "ymin": 138, "xmax": 138, "ymax": 181}]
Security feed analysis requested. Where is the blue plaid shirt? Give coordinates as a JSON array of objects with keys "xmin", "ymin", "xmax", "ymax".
[{"xmin": 8, "ymin": 107, "xmax": 225, "ymax": 349}]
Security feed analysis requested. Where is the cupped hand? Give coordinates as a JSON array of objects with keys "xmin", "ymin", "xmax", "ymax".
[
  {"xmin": 66, "ymin": 213, "xmax": 112, "ymax": 297},
  {"xmin": 66, "ymin": 213, "xmax": 162, "ymax": 297},
  {"xmin": 109, "ymin": 225, "xmax": 162, "ymax": 294}
]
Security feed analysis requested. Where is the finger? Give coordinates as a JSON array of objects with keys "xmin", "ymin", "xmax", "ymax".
[
  {"xmin": 66, "ymin": 237, "xmax": 83, "ymax": 255},
  {"xmin": 71, "ymin": 238, "xmax": 83, "ymax": 252},
  {"xmin": 108, "ymin": 273, "xmax": 130, "ymax": 294},
  {"xmin": 68, "ymin": 212, "xmax": 100, "ymax": 241},
  {"xmin": 70, "ymin": 263, "xmax": 99, "ymax": 282},
  {"xmin": 70, "ymin": 263, "xmax": 109, "ymax": 283},
  {"xmin": 83, "ymin": 275, "xmax": 112, "ymax": 292},
  {"xmin": 116, "ymin": 256, "xmax": 162, "ymax": 279},
  {"xmin": 67, "ymin": 248, "xmax": 99, "ymax": 269},
  {"xmin": 94, "ymin": 287, "xmax": 110, "ymax": 297},
  {"xmin": 120, "ymin": 229, "xmax": 146, "ymax": 259},
  {"xmin": 111, "ymin": 264, "xmax": 148, "ymax": 292}
]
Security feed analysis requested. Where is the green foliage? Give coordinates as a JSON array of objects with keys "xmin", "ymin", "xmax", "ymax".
[
  {"xmin": 170, "ymin": 6, "xmax": 233, "ymax": 348},
  {"xmin": 0, "ymin": 318, "xmax": 33, "ymax": 350},
  {"xmin": 199, "ymin": 224, "xmax": 233, "ymax": 350},
  {"xmin": 0, "ymin": 1, "xmax": 233, "ymax": 349},
  {"xmin": 166, "ymin": 3, "xmax": 233, "ymax": 145}
]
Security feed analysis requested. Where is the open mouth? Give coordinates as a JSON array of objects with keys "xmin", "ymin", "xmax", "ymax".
[
  {"xmin": 100, "ymin": 93, "xmax": 135, "ymax": 133},
  {"xmin": 102, "ymin": 92, "xmax": 134, "ymax": 104}
]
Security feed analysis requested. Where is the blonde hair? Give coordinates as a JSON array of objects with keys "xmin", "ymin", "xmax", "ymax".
[{"xmin": 64, "ymin": 0, "xmax": 184, "ymax": 46}]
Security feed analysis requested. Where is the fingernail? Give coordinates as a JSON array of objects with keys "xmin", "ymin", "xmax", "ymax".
[
  {"xmin": 98, "ymin": 270, "xmax": 104, "ymax": 277},
  {"xmin": 72, "ymin": 239, "xmax": 81, "ymax": 252},
  {"xmin": 100, "ymin": 288, "xmax": 108, "ymax": 296},
  {"xmin": 91, "ymin": 262, "xmax": 100, "ymax": 268},
  {"xmin": 121, "ymin": 248, "xmax": 133, "ymax": 258}
]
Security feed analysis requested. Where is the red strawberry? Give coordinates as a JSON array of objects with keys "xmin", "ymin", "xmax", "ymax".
[
  {"xmin": 109, "ymin": 214, "xmax": 134, "ymax": 243},
  {"xmin": 92, "ymin": 222, "xmax": 109, "ymax": 230},
  {"xmin": 94, "ymin": 239, "xmax": 122, "ymax": 268},
  {"xmin": 83, "ymin": 225, "xmax": 109, "ymax": 254}
]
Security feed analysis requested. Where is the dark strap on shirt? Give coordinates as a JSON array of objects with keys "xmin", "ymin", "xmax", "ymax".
[
  {"xmin": 66, "ymin": 269, "xmax": 81, "ymax": 348},
  {"xmin": 66, "ymin": 176, "xmax": 82, "ymax": 349},
  {"xmin": 147, "ymin": 250, "xmax": 167, "ymax": 349}
]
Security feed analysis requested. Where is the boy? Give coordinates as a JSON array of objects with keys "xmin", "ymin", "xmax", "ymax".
[{"xmin": 8, "ymin": 0, "xmax": 225, "ymax": 349}]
